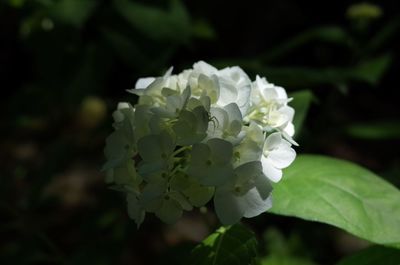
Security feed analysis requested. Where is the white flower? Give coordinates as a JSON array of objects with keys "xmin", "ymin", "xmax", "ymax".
[
  {"xmin": 104, "ymin": 61, "xmax": 298, "ymax": 226},
  {"xmin": 261, "ymin": 132, "xmax": 296, "ymax": 182},
  {"xmin": 246, "ymin": 75, "xmax": 295, "ymax": 137}
]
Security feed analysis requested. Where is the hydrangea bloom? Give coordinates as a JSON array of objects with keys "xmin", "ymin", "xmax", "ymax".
[{"xmin": 104, "ymin": 61, "xmax": 297, "ymax": 226}]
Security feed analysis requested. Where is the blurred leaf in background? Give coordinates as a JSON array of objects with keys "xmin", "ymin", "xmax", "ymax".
[{"xmin": 259, "ymin": 227, "xmax": 316, "ymax": 265}]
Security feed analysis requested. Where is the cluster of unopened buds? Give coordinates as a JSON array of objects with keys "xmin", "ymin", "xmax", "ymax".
[{"xmin": 103, "ymin": 61, "xmax": 297, "ymax": 226}]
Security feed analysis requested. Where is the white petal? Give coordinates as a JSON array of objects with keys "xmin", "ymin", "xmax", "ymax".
[
  {"xmin": 283, "ymin": 122, "xmax": 295, "ymax": 137},
  {"xmin": 261, "ymin": 156, "xmax": 283, "ymax": 182},
  {"xmin": 163, "ymin": 66, "xmax": 173, "ymax": 77},
  {"xmin": 282, "ymin": 130, "xmax": 299, "ymax": 146},
  {"xmin": 269, "ymin": 141, "xmax": 296, "ymax": 169},
  {"xmin": 264, "ymin": 132, "xmax": 282, "ymax": 151},
  {"xmin": 241, "ymin": 188, "xmax": 272, "ymax": 218},
  {"xmin": 236, "ymin": 85, "xmax": 251, "ymax": 116},
  {"xmin": 135, "ymin": 77, "xmax": 155, "ymax": 89},
  {"xmin": 279, "ymin": 106, "xmax": 295, "ymax": 121},
  {"xmin": 268, "ymin": 109, "xmax": 289, "ymax": 128},
  {"xmin": 234, "ymin": 140, "xmax": 262, "ymax": 166},
  {"xmin": 224, "ymin": 103, "xmax": 242, "ymax": 123},
  {"xmin": 217, "ymin": 66, "xmax": 251, "ymax": 115},
  {"xmin": 246, "ymin": 122, "xmax": 264, "ymax": 146},
  {"xmin": 209, "ymin": 107, "xmax": 229, "ymax": 132},
  {"xmin": 198, "ymin": 74, "xmax": 219, "ymax": 104},
  {"xmin": 217, "ymin": 80, "xmax": 238, "ymax": 105},
  {"xmin": 261, "ymin": 88, "xmax": 278, "ymax": 101},
  {"xmin": 274, "ymin": 86, "xmax": 288, "ymax": 100},
  {"xmin": 255, "ymin": 75, "xmax": 272, "ymax": 91},
  {"xmin": 193, "ymin": 61, "xmax": 218, "ymax": 75}
]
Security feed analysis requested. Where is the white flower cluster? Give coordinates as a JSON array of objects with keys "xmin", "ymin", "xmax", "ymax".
[{"xmin": 103, "ymin": 61, "xmax": 297, "ymax": 226}]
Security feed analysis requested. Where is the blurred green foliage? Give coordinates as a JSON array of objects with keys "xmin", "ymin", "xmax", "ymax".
[
  {"xmin": 336, "ymin": 245, "xmax": 400, "ymax": 265},
  {"xmin": 1, "ymin": 0, "xmax": 400, "ymax": 264}
]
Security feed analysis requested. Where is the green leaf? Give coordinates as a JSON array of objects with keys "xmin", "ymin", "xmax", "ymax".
[
  {"xmin": 346, "ymin": 121, "xmax": 400, "ymax": 140},
  {"xmin": 270, "ymin": 155, "xmax": 400, "ymax": 247},
  {"xmin": 288, "ymin": 90, "xmax": 313, "ymax": 136},
  {"xmin": 114, "ymin": 0, "xmax": 191, "ymax": 43},
  {"xmin": 336, "ymin": 245, "xmax": 400, "ymax": 265},
  {"xmin": 189, "ymin": 224, "xmax": 258, "ymax": 265}
]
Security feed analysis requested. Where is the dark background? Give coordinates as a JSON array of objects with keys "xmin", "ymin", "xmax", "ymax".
[{"xmin": 1, "ymin": 0, "xmax": 400, "ymax": 264}]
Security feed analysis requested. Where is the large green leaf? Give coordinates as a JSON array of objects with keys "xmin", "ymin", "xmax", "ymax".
[
  {"xmin": 188, "ymin": 224, "xmax": 258, "ymax": 265},
  {"xmin": 336, "ymin": 245, "xmax": 400, "ymax": 265},
  {"xmin": 270, "ymin": 155, "xmax": 400, "ymax": 247}
]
